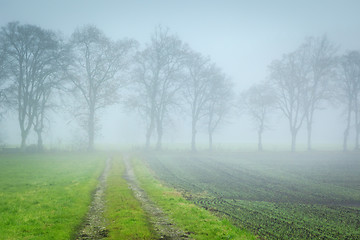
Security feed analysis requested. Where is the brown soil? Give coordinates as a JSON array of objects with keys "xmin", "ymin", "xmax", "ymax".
[
  {"xmin": 75, "ymin": 158, "xmax": 111, "ymax": 240},
  {"xmin": 123, "ymin": 156, "xmax": 191, "ymax": 240}
]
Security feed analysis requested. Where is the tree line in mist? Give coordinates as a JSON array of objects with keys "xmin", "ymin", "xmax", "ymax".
[{"xmin": 0, "ymin": 22, "xmax": 359, "ymax": 152}]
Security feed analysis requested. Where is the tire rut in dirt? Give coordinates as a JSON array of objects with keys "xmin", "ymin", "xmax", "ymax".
[
  {"xmin": 75, "ymin": 158, "xmax": 111, "ymax": 240},
  {"xmin": 123, "ymin": 156, "xmax": 191, "ymax": 240}
]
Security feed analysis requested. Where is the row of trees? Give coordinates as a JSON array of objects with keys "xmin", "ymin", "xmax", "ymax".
[
  {"xmin": 0, "ymin": 22, "xmax": 359, "ymax": 152},
  {"xmin": 0, "ymin": 22, "xmax": 68, "ymax": 150},
  {"xmin": 0, "ymin": 22, "xmax": 137, "ymax": 151},
  {"xmin": 127, "ymin": 28, "xmax": 233, "ymax": 151},
  {"xmin": 241, "ymin": 36, "xmax": 360, "ymax": 152},
  {"xmin": 0, "ymin": 22, "xmax": 232, "ymax": 152}
]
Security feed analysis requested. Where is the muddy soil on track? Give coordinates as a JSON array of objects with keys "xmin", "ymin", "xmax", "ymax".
[
  {"xmin": 75, "ymin": 158, "xmax": 111, "ymax": 240},
  {"xmin": 123, "ymin": 156, "xmax": 191, "ymax": 240}
]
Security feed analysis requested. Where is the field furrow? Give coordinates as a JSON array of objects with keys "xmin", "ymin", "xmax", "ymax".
[{"xmin": 145, "ymin": 151, "xmax": 360, "ymax": 239}]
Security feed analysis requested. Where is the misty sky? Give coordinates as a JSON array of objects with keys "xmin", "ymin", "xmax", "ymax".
[{"xmin": 1, "ymin": 0, "xmax": 360, "ymax": 149}]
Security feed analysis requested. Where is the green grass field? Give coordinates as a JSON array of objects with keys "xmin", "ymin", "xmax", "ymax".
[
  {"xmin": 144, "ymin": 151, "xmax": 360, "ymax": 239},
  {"xmin": 0, "ymin": 152, "xmax": 256, "ymax": 239},
  {"xmin": 3, "ymin": 151, "xmax": 356, "ymax": 239},
  {"xmin": 0, "ymin": 153, "xmax": 106, "ymax": 240}
]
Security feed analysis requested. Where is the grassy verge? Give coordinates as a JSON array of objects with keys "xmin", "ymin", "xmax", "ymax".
[
  {"xmin": 0, "ymin": 153, "xmax": 106, "ymax": 240},
  {"xmin": 104, "ymin": 156, "xmax": 156, "ymax": 239},
  {"xmin": 131, "ymin": 156, "xmax": 257, "ymax": 240}
]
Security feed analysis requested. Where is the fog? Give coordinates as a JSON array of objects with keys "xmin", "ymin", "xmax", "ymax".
[{"xmin": 1, "ymin": 0, "xmax": 360, "ymax": 150}]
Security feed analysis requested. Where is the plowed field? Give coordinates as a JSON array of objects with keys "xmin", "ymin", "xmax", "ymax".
[{"xmin": 145, "ymin": 151, "xmax": 360, "ymax": 239}]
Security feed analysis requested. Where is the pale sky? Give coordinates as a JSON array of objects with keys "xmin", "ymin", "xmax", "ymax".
[{"xmin": 1, "ymin": 0, "xmax": 359, "ymax": 149}]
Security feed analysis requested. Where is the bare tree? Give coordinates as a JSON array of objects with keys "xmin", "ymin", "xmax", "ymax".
[
  {"xmin": 0, "ymin": 46, "xmax": 7, "ymax": 142},
  {"xmin": 36, "ymin": 48, "xmax": 71, "ymax": 151},
  {"xmin": 32, "ymin": 40, "xmax": 69, "ymax": 152},
  {"xmin": 129, "ymin": 26, "xmax": 187, "ymax": 150},
  {"xmin": 357, "ymin": 90, "xmax": 360, "ymax": 150},
  {"xmin": 240, "ymin": 82, "xmax": 276, "ymax": 151},
  {"xmin": 0, "ymin": 43, "xmax": 8, "ymax": 118},
  {"xmin": 33, "ymin": 87, "xmax": 50, "ymax": 151},
  {"xmin": 302, "ymin": 36, "xmax": 338, "ymax": 151},
  {"xmin": 32, "ymin": 74, "xmax": 66, "ymax": 152},
  {"xmin": 269, "ymin": 47, "xmax": 310, "ymax": 152},
  {"xmin": 205, "ymin": 69, "xmax": 233, "ymax": 151},
  {"xmin": 1, "ymin": 22, "xmax": 64, "ymax": 150},
  {"xmin": 337, "ymin": 51, "xmax": 360, "ymax": 151},
  {"xmin": 68, "ymin": 25, "xmax": 136, "ymax": 151},
  {"xmin": 182, "ymin": 51, "xmax": 213, "ymax": 151},
  {"xmin": 0, "ymin": 44, "xmax": 9, "ymax": 144}
]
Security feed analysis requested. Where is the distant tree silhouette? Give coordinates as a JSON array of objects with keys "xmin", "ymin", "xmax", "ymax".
[
  {"xmin": 129, "ymin": 26, "xmax": 187, "ymax": 150},
  {"xmin": 182, "ymin": 50, "xmax": 215, "ymax": 151},
  {"xmin": 0, "ymin": 22, "xmax": 65, "ymax": 150},
  {"xmin": 240, "ymin": 82, "xmax": 276, "ymax": 151},
  {"xmin": 205, "ymin": 69, "xmax": 233, "ymax": 151},
  {"xmin": 68, "ymin": 25, "xmax": 136, "ymax": 151},
  {"xmin": 301, "ymin": 36, "xmax": 337, "ymax": 151},
  {"xmin": 269, "ymin": 48, "xmax": 309, "ymax": 152},
  {"xmin": 337, "ymin": 51, "xmax": 360, "ymax": 151}
]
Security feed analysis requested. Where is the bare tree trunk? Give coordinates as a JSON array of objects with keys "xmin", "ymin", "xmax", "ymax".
[
  {"xmin": 156, "ymin": 120, "xmax": 163, "ymax": 151},
  {"xmin": 37, "ymin": 131, "xmax": 43, "ymax": 152},
  {"xmin": 343, "ymin": 103, "xmax": 352, "ymax": 152},
  {"xmin": 191, "ymin": 119, "xmax": 197, "ymax": 152},
  {"xmin": 258, "ymin": 130, "xmax": 263, "ymax": 151},
  {"xmin": 355, "ymin": 97, "xmax": 359, "ymax": 150},
  {"xmin": 305, "ymin": 104, "xmax": 316, "ymax": 151},
  {"xmin": 19, "ymin": 108, "xmax": 29, "ymax": 151},
  {"xmin": 209, "ymin": 130, "xmax": 213, "ymax": 151},
  {"xmin": 20, "ymin": 133, "xmax": 26, "ymax": 151},
  {"xmin": 34, "ymin": 102, "xmax": 46, "ymax": 153},
  {"xmin": 145, "ymin": 117, "xmax": 155, "ymax": 150},
  {"xmin": 88, "ymin": 124, "xmax": 94, "ymax": 151},
  {"xmin": 156, "ymin": 133, "xmax": 162, "ymax": 150},
  {"xmin": 307, "ymin": 121, "xmax": 312, "ymax": 151},
  {"xmin": 343, "ymin": 127, "xmax": 350, "ymax": 152},
  {"xmin": 20, "ymin": 126, "xmax": 32, "ymax": 151},
  {"xmin": 145, "ymin": 131, "xmax": 151, "ymax": 149},
  {"xmin": 356, "ymin": 121, "xmax": 360, "ymax": 150},
  {"xmin": 88, "ymin": 106, "xmax": 95, "ymax": 152},
  {"xmin": 258, "ymin": 121, "xmax": 264, "ymax": 151},
  {"xmin": 291, "ymin": 129, "xmax": 297, "ymax": 152}
]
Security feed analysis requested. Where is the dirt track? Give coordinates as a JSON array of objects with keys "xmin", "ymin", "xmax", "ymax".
[
  {"xmin": 76, "ymin": 158, "xmax": 110, "ymax": 240},
  {"xmin": 123, "ymin": 156, "xmax": 191, "ymax": 240},
  {"xmin": 75, "ymin": 156, "xmax": 190, "ymax": 239}
]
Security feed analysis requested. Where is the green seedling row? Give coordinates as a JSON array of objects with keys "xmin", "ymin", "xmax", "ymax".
[{"xmin": 145, "ymin": 151, "xmax": 360, "ymax": 239}]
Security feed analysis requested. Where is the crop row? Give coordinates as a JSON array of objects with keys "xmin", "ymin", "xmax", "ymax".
[
  {"xmin": 192, "ymin": 197, "xmax": 360, "ymax": 239},
  {"xmin": 148, "ymin": 153, "xmax": 360, "ymax": 205},
  {"xmin": 145, "ymin": 152, "xmax": 360, "ymax": 239}
]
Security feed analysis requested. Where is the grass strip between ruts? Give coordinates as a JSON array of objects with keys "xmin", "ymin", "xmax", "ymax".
[
  {"xmin": 131, "ymin": 157, "xmax": 257, "ymax": 240},
  {"xmin": 104, "ymin": 156, "xmax": 156, "ymax": 239}
]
